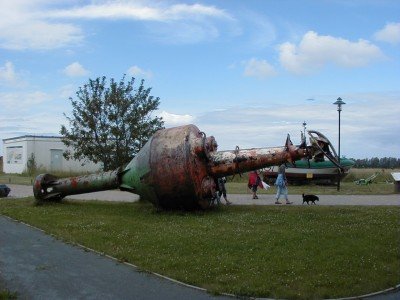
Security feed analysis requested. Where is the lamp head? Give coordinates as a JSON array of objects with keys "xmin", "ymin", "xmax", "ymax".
[{"xmin": 333, "ymin": 97, "xmax": 346, "ymax": 111}]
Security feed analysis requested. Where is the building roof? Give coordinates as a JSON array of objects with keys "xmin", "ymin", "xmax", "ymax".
[
  {"xmin": 2, "ymin": 135, "xmax": 62, "ymax": 142},
  {"xmin": 391, "ymin": 172, "xmax": 400, "ymax": 182}
]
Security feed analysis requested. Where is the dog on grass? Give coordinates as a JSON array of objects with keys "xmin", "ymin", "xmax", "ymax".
[{"xmin": 302, "ymin": 193, "xmax": 319, "ymax": 205}]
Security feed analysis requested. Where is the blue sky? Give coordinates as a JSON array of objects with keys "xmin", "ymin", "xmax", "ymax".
[{"xmin": 1, "ymin": 0, "xmax": 399, "ymax": 159}]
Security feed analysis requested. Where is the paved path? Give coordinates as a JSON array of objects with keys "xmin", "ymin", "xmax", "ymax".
[
  {"xmin": 6, "ymin": 184, "xmax": 139, "ymax": 202},
  {"xmin": 5, "ymin": 184, "xmax": 400, "ymax": 205},
  {"xmin": 0, "ymin": 215, "xmax": 229, "ymax": 300},
  {"xmin": 227, "ymin": 193, "xmax": 400, "ymax": 206}
]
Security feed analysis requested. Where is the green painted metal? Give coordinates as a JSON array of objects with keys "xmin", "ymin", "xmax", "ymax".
[
  {"xmin": 119, "ymin": 136, "xmax": 159, "ymax": 206},
  {"xmin": 33, "ymin": 125, "xmax": 342, "ymax": 210},
  {"xmin": 288, "ymin": 158, "xmax": 355, "ymax": 169}
]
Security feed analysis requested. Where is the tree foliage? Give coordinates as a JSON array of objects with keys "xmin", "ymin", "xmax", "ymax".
[
  {"xmin": 26, "ymin": 153, "xmax": 37, "ymax": 176},
  {"xmin": 350, "ymin": 157, "xmax": 400, "ymax": 168},
  {"xmin": 60, "ymin": 76, "xmax": 164, "ymax": 171}
]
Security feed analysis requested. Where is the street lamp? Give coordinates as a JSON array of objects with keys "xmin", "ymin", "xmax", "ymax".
[
  {"xmin": 333, "ymin": 97, "xmax": 345, "ymax": 191},
  {"xmin": 302, "ymin": 121, "xmax": 307, "ymax": 143}
]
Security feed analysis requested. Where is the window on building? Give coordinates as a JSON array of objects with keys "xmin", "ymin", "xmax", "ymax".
[{"xmin": 6, "ymin": 146, "xmax": 23, "ymax": 164}]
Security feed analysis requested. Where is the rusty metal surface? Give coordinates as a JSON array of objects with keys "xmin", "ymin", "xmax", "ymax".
[
  {"xmin": 148, "ymin": 125, "xmax": 212, "ymax": 209},
  {"xmin": 209, "ymin": 135, "xmax": 308, "ymax": 177},
  {"xmin": 32, "ymin": 124, "xmax": 334, "ymax": 210},
  {"xmin": 33, "ymin": 170, "xmax": 120, "ymax": 201}
]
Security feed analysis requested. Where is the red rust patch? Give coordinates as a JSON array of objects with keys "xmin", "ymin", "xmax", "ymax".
[
  {"xmin": 34, "ymin": 180, "xmax": 41, "ymax": 189},
  {"xmin": 71, "ymin": 178, "xmax": 78, "ymax": 188}
]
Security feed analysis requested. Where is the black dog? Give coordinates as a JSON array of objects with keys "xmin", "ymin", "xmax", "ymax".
[{"xmin": 302, "ymin": 193, "xmax": 319, "ymax": 205}]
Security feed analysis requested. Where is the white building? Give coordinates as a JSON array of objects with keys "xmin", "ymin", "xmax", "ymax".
[{"xmin": 2, "ymin": 135, "xmax": 102, "ymax": 174}]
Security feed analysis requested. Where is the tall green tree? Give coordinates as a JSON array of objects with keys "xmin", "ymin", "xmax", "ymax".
[{"xmin": 60, "ymin": 76, "xmax": 164, "ymax": 171}]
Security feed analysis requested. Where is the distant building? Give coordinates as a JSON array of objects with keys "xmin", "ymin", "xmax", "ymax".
[
  {"xmin": 391, "ymin": 172, "xmax": 400, "ymax": 194},
  {"xmin": 2, "ymin": 135, "xmax": 101, "ymax": 174}
]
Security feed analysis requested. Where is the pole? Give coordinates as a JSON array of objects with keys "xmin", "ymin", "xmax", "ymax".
[
  {"xmin": 337, "ymin": 109, "xmax": 341, "ymax": 191},
  {"xmin": 333, "ymin": 97, "xmax": 345, "ymax": 192}
]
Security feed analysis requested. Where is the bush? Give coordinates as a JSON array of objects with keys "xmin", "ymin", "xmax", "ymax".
[{"xmin": 25, "ymin": 153, "xmax": 37, "ymax": 177}]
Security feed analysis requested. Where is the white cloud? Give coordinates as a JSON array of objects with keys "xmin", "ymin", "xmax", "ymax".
[
  {"xmin": 197, "ymin": 106, "xmax": 321, "ymax": 151},
  {"xmin": 63, "ymin": 62, "xmax": 89, "ymax": 77},
  {"xmin": 47, "ymin": 1, "xmax": 234, "ymax": 45},
  {"xmin": 0, "ymin": 89, "xmax": 69, "ymax": 150},
  {"xmin": 0, "ymin": 112, "xmax": 66, "ymax": 142},
  {"xmin": 235, "ymin": 11, "xmax": 276, "ymax": 50},
  {"xmin": 47, "ymin": 2, "xmax": 232, "ymax": 22},
  {"xmin": 374, "ymin": 22, "xmax": 400, "ymax": 44},
  {"xmin": 166, "ymin": 3, "xmax": 232, "ymax": 20},
  {"xmin": 0, "ymin": 1, "xmax": 83, "ymax": 50},
  {"xmin": 127, "ymin": 65, "xmax": 153, "ymax": 79},
  {"xmin": 1, "ymin": 21, "xmax": 82, "ymax": 50},
  {"xmin": 193, "ymin": 93, "xmax": 400, "ymax": 158},
  {"xmin": 0, "ymin": 91, "xmax": 51, "ymax": 111},
  {"xmin": 1, "ymin": 90, "xmax": 399, "ymax": 158},
  {"xmin": 146, "ymin": 21, "xmax": 222, "ymax": 44},
  {"xmin": 243, "ymin": 58, "xmax": 277, "ymax": 79},
  {"xmin": 279, "ymin": 31, "xmax": 383, "ymax": 74},
  {"xmin": 0, "ymin": 1, "xmax": 235, "ymax": 49},
  {"xmin": 58, "ymin": 84, "xmax": 76, "ymax": 99},
  {"xmin": 159, "ymin": 111, "xmax": 195, "ymax": 127},
  {"xmin": 0, "ymin": 61, "xmax": 16, "ymax": 83}
]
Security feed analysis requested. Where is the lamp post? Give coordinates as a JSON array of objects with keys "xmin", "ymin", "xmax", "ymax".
[
  {"xmin": 333, "ymin": 97, "xmax": 345, "ymax": 191},
  {"xmin": 302, "ymin": 121, "xmax": 307, "ymax": 143}
]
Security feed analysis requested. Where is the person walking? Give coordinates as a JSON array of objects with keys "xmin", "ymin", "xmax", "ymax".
[
  {"xmin": 274, "ymin": 163, "xmax": 293, "ymax": 204},
  {"xmin": 217, "ymin": 177, "xmax": 231, "ymax": 205},
  {"xmin": 248, "ymin": 170, "xmax": 261, "ymax": 199}
]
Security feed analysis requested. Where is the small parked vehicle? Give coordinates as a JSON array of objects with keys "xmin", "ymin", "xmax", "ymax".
[
  {"xmin": 0, "ymin": 184, "xmax": 11, "ymax": 197},
  {"xmin": 355, "ymin": 172, "xmax": 380, "ymax": 185}
]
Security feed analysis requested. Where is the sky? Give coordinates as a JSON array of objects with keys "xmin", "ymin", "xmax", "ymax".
[{"xmin": 1, "ymin": 0, "xmax": 399, "ymax": 159}]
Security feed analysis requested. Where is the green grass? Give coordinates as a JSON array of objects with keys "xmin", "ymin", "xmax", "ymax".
[
  {"xmin": 0, "ymin": 173, "xmax": 34, "ymax": 185},
  {"xmin": 0, "ymin": 290, "xmax": 17, "ymax": 300},
  {"xmin": 1, "ymin": 198, "xmax": 399, "ymax": 299},
  {"xmin": 0, "ymin": 170, "xmax": 97, "ymax": 185}
]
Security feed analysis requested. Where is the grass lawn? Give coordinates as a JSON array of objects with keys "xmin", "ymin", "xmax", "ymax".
[
  {"xmin": 0, "ymin": 289, "xmax": 17, "ymax": 300},
  {"xmin": 0, "ymin": 173, "xmax": 34, "ymax": 185},
  {"xmin": 1, "ymin": 198, "xmax": 399, "ymax": 299}
]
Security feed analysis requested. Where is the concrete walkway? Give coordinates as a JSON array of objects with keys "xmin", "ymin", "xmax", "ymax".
[
  {"xmin": 6, "ymin": 184, "xmax": 139, "ymax": 202},
  {"xmin": 227, "ymin": 193, "xmax": 400, "ymax": 206},
  {"xmin": 0, "ymin": 215, "xmax": 229, "ymax": 300},
  {"xmin": 5, "ymin": 184, "xmax": 400, "ymax": 205}
]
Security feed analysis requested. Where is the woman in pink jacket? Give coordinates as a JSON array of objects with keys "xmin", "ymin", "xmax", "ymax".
[{"xmin": 248, "ymin": 170, "xmax": 261, "ymax": 199}]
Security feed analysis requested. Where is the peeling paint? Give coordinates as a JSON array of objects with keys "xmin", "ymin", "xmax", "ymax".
[{"xmin": 33, "ymin": 125, "xmax": 330, "ymax": 210}]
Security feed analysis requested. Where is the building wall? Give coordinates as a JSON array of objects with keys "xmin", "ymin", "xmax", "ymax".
[{"xmin": 3, "ymin": 136, "xmax": 102, "ymax": 174}]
